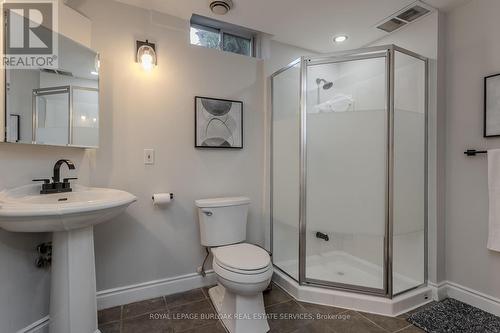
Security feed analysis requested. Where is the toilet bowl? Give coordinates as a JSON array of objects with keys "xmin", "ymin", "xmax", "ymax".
[
  {"xmin": 195, "ymin": 197, "xmax": 272, "ymax": 333},
  {"xmin": 208, "ymin": 243, "xmax": 273, "ymax": 333}
]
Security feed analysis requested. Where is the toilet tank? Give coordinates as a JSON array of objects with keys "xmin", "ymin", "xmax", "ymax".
[{"xmin": 195, "ymin": 197, "xmax": 250, "ymax": 247}]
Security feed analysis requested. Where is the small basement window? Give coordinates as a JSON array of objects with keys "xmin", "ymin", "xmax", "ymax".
[{"xmin": 190, "ymin": 14, "xmax": 257, "ymax": 57}]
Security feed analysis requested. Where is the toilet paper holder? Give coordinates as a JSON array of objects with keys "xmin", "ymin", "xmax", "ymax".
[{"xmin": 151, "ymin": 193, "xmax": 174, "ymax": 200}]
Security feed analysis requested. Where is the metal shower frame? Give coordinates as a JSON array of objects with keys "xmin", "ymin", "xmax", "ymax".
[{"xmin": 270, "ymin": 44, "xmax": 429, "ymax": 299}]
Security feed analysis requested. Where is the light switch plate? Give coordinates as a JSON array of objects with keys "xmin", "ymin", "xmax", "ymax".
[{"xmin": 144, "ymin": 149, "xmax": 155, "ymax": 165}]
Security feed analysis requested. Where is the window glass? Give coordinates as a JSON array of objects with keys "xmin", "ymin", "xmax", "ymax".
[
  {"xmin": 223, "ymin": 33, "xmax": 252, "ymax": 56},
  {"xmin": 190, "ymin": 25, "xmax": 220, "ymax": 50}
]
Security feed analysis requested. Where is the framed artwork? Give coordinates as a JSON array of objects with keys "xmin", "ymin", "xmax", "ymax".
[
  {"xmin": 195, "ymin": 96, "xmax": 243, "ymax": 149},
  {"xmin": 485, "ymin": 73, "xmax": 500, "ymax": 137}
]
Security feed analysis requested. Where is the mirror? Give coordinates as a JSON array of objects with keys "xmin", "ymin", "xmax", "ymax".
[{"xmin": 4, "ymin": 34, "xmax": 99, "ymax": 148}]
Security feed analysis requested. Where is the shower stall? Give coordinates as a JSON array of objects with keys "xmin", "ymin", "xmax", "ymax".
[{"xmin": 271, "ymin": 45, "xmax": 428, "ymax": 303}]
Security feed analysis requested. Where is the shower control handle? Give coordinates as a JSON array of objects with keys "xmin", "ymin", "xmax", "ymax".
[{"xmin": 316, "ymin": 232, "xmax": 329, "ymax": 242}]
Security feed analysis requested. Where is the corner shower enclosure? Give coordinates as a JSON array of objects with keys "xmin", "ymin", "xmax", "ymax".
[{"xmin": 271, "ymin": 45, "xmax": 427, "ymax": 298}]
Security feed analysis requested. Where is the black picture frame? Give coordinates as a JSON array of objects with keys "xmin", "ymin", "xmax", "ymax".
[
  {"xmin": 194, "ymin": 96, "xmax": 243, "ymax": 149},
  {"xmin": 484, "ymin": 73, "xmax": 500, "ymax": 137}
]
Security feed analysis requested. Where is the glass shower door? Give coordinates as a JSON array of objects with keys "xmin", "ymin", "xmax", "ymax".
[
  {"xmin": 271, "ymin": 61, "xmax": 301, "ymax": 281},
  {"xmin": 304, "ymin": 54, "xmax": 389, "ymax": 293}
]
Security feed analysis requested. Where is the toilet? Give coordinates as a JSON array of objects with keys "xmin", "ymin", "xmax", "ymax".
[{"xmin": 195, "ymin": 197, "xmax": 273, "ymax": 333}]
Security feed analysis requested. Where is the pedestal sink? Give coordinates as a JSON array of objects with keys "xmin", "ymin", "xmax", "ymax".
[{"xmin": 0, "ymin": 184, "xmax": 136, "ymax": 333}]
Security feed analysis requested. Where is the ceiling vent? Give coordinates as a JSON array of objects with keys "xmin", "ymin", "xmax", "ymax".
[
  {"xmin": 377, "ymin": 18, "xmax": 407, "ymax": 33},
  {"xmin": 209, "ymin": 0, "xmax": 233, "ymax": 15},
  {"xmin": 397, "ymin": 5, "xmax": 430, "ymax": 22},
  {"xmin": 376, "ymin": 1, "xmax": 433, "ymax": 34}
]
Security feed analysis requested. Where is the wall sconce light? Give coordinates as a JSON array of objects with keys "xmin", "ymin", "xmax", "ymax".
[{"xmin": 136, "ymin": 40, "xmax": 157, "ymax": 71}]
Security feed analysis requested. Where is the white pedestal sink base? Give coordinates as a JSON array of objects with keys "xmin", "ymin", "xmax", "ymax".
[
  {"xmin": 0, "ymin": 184, "xmax": 136, "ymax": 333},
  {"xmin": 50, "ymin": 226, "xmax": 100, "ymax": 333}
]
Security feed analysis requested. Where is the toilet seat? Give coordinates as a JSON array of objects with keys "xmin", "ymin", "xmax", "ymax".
[
  {"xmin": 212, "ymin": 243, "xmax": 270, "ymax": 271},
  {"xmin": 212, "ymin": 243, "xmax": 273, "ymax": 283},
  {"xmin": 213, "ymin": 260, "xmax": 273, "ymax": 285}
]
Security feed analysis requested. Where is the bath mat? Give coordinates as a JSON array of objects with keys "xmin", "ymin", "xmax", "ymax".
[{"xmin": 407, "ymin": 298, "xmax": 500, "ymax": 333}]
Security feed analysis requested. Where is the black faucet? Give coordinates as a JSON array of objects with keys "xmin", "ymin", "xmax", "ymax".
[
  {"xmin": 33, "ymin": 159, "xmax": 78, "ymax": 194},
  {"xmin": 52, "ymin": 159, "xmax": 75, "ymax": 183}
]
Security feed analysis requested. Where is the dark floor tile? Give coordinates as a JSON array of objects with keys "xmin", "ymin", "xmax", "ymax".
[
  {"xmin": 267, "ymin": 300, "xmax": 314, "ymax": 333},
  {"xmin": 181, "ymin": 321, "xmax": 228, "ymax": 333},
  {"xmin": 99, "ymin": 321, "xmax": 121, "ymax": 333},
  {"xmin": 169, "ymin": 299, "xmax": 217, "ymax": 332},
  {"xmin": 398, "ymin": 301, "xmax": 437, "ymax": 320},
  {"xmin": 122, "ymin": 311, "xmax": 172, "ymax": 333},
  {"xmin": 298, "ymin": 301, "xmax": 347, "ymax": 316},
  {"xmin": 328, "ymin": 311, "xmax": 387, "ymax": 333},
  {"xmin": 264, "ymin": 283, "xmax": 293, "ymax": 308},
  {"xmin": 397, "ymin": 325, "xmax": 426, "ymax": 333},
  {"xmin": 123, "ymin": 297, "xmax": 167, "ymax": 319},
  {"xmin": 358, "ymin": 311, "xmax": 411, "ymax": 332},
  {"xmin": 165, "ymin": 289, "xmax": 206, "ymax": 309},
  {"xmin": 98, "ymin": 306, "xmax": 122, "ymax": 324},
  {"xmin": 291, "ymin": 320, "xmax": 337, "ymax": 333}
]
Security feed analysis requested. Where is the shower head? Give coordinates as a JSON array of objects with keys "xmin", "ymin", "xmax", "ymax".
[
  {"xmin": 316, "ymin": 78, "xmax": 333, "ymax": 90},
  {"xmin": 323, "ymin": 81, "xmax": 333, "ymax": 90}
]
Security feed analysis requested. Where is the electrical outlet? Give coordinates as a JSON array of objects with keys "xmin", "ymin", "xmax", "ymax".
[{"xmin": 144, "ymin": 149, "xmax": 155, "ymax": 165}]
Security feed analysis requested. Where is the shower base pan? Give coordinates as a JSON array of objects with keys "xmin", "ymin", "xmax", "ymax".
[
  {"xmin": 276, "ymin": 251, "xmax": 421, "ymax": 294},
  {"xmin": 273, "ymin": 255, "xmax": 433, "ymax": 317}
]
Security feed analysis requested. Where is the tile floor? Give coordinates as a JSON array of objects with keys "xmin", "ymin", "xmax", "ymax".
[{"xmin": 98, "ymin": 284, "xmax": 431, "ymax": 333}]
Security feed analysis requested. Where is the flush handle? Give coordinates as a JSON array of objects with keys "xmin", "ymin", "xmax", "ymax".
[{"xmin": 203, "ymin": 210, "xmax": 213, "ymax": 216}]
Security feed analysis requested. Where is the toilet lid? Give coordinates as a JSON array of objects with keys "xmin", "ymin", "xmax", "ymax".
[{"xmin": 213, "ymin": 243, "xmax": 270, "ymax": 271}]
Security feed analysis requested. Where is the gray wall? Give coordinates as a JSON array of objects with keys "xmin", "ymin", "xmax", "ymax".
[
  {"xmin": 445, "ymin": 0, "xmax": 500, "ymax": 298},
  {"xmin": 76, "ymin": 0, "xmax": 267, "ymax": 291}
]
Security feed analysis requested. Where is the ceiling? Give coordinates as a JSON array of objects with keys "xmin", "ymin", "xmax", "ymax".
[{"xmin": 112, "ymin": 0, "xmax": 469, "ymax": 53}]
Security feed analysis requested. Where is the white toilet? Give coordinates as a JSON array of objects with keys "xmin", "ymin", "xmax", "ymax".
[{"xmin": 195, "ymin": 197, "xmax": 273, "ymax": 333}]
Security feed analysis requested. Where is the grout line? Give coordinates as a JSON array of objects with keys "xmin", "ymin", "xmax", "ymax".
[
  {"xmin": 295, "ymin": 299, "xmax": 350, "ymax": 315},
  {"xmin": 354, "ymin": 311, "xmax": 392, "ymax": 332},
  {"xmin": 265, "ymin": 297, "xmax": 295, "ymax": 309},
  {"xmin": 121, "ymin": 306, "xmax": 169, "ymax": 321},
  {"xmin": 176, "ymin": 320, "xmax": 223, "ymax": 333},
  {"xmin": 165, "ymin": 289, "xmax": 208, "ymax": 311},
  {"xmin": 394, "ymin": 324, "xmax": 416, "ymax": 332},
  {"xmin": 266, "ymin": 299, "xmax": 296, "ymax": 311},
  {"xmin": 168, "ymin": 298, "xmax": 211, "ymax": 312}
]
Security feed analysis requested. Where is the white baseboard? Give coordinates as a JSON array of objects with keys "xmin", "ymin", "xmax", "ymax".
[
  {"xmin": 429, "ymin": 280, "xmax": 500, "ymax": 317},
  {"xmin": 16, "ymin": 316, "xmax": 49, "ymax": 333},
  {"xmin": 428, "ymin": 281, "xmax": 448, "ymax": 301},
  {"xmin": 96, "ymin": 270, "xmax": 217, "ymax": 310}
]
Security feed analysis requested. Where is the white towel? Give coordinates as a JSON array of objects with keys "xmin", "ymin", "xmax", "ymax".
[
  {"xmin": 488, "ymin": 149, "xmax": 500, "ymax": 251},
  {"xmin": 311, "ymin": 94, "xmax": 354, "ymax": 114}
]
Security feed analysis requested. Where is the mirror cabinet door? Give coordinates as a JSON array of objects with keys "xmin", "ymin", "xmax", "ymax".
[{"xmin": 3, "ymin": 34, "xmax": 99, "ymax": 148}]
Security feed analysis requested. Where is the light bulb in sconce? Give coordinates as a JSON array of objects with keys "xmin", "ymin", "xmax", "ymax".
[
  {"xmin": 136, "ymin": 40, "xmax": 157, "ymax": 71},
  {"xmin": 92, "ymin": 118, "xmax": 97, "ymax": 123},
  {"xmin": 81, "ymin": 115, "xmax": 87, "ymax": 121},
  {"xmin": 140, "ymin": 50, "xmax": 154, "ymax": 71}
]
